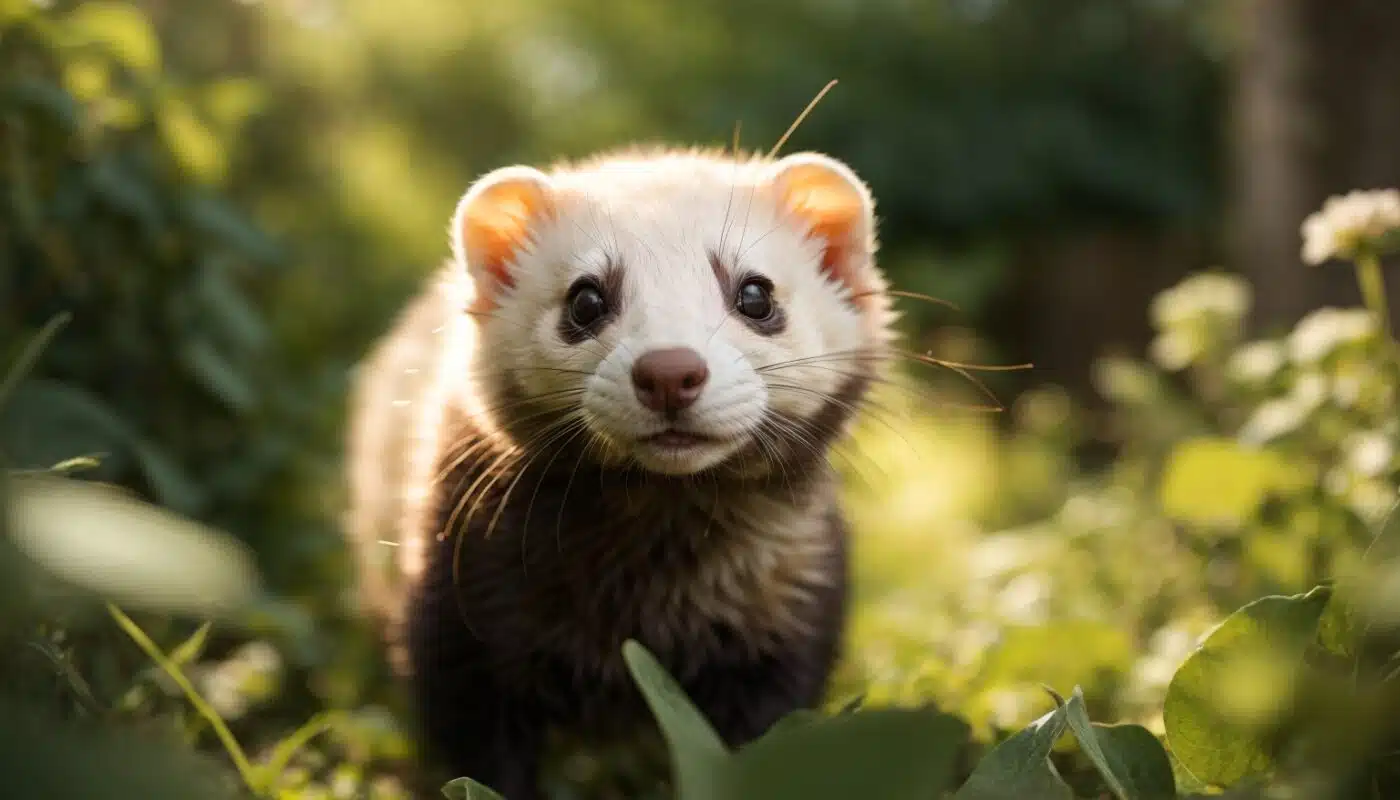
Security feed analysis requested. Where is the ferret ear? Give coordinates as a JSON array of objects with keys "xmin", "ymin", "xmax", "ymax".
[
  {"xmin": 766, "ymin": 152, "xmax": 877, "ymax": 291},
  {"xmin": 450, "ymin": 166, "xmax": 555, "ymax": 306}
]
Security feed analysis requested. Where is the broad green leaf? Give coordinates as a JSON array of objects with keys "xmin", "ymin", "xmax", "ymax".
[
  {"xmin": 1062, "ymin": 687, "xmax": 1175, "ymax": 800},
  {"xmin": 622, "ymin": 640, "xmax": 729, "ymax": 799},
  {"xmin": 1159, "ymin": 437, "xmax": 1312, "ymax": 528},
  {"xmin": 1163, "ymin": 586, "xmax": 1331, "ymax": 787},
  {"xmin": 761, "ymin": 708, "xmax": 823, "ymax": 738},
  {"xmin": 0, "ymin": 697, "xmax": 237, "ymax": 800},
  {"xmin": 7, "ymin": 475, "xmax": 260, "ymax": 617},
  {"xmin": 728, "ymin": 707, "xmax": 967, "ymax": 800},
  {"xmin": 952, "ymin": 704, "xmax": 1073, "ymax": 800},
  {"xmin": 441, "ymin": 777, "xmax": 505, "ymax": 800}
]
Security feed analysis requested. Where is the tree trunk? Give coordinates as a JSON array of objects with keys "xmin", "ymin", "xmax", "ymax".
[{"xmin": 1232, "ymin": 0, "xmax": 1400, "ymax": 335}]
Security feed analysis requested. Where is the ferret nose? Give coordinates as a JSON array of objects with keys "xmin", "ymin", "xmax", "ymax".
[{"xmin": 631, "ymin": 347, "xmax": 709, "ymax": 415}]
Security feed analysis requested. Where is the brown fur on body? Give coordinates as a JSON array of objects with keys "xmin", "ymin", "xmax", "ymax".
[{"xmin": 401, "ymin": 369, "xmax": 869, "ymax": 799}]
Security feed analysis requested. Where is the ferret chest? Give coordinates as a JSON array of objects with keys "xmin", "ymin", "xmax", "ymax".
[{"xmin": 447, "ymin": 476, "xmax": 841, "ymax": 681}]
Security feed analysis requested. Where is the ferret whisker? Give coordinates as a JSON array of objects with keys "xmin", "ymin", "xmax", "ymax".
[
  {"xmin": 852, "ymin": 287, "xmax": 961, "ymax": 312},
  {"xmin": 463, "ymin": 413, "xmax": 583, "ymax": 532},
  {"xmin": 762, "ymin": 381, "xmax": 910, "ymax": 449},
  {"xmin": 493, "ymin": 415, "xmax": 591, "ymax": 568},
  {"xmin": 446, "ymin": 412, "xmax": 579, "ymax": 545},
  {"xmin": 430, "ymin": 394, "xmax": 585, "ymax": 486},
  {"xmin": 748, "ymin": 422, "xmax": 797, "ymax": 503},
  {"xmin": 556, "ymin": 430, "xmax": 604, "ymax": 554},
  {"xmin": 762, "ymin": 412, "xmax": 884, "ymax": 488},
  {"xmin": 760, "ymin": 361, "xmax": 931, "ymax": 404},
  {"xmin": 759, "ymin": 349, "xmax": 1023, "ymax": 412},
  {"xmin": 448, "ymin": 412, "xmax": 587, "ymax": 596}
]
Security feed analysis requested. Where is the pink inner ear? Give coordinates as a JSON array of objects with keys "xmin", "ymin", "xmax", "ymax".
[{"xmin": 806, "ymin": 215, "xmax": 862, "ymax": 292}]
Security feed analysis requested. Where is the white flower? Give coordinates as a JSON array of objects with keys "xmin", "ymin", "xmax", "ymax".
[
  {"xmin": 1239, "ymin": 398, "xmax": 1310, "ymax": 445},
  {"xmin": 1227, "ymin": 340, "xmax": 1286, "ymax": 384},
  {"xmin": 1301, "ymin": 189, "xmax": 1400, "ymax": 265},
  {"xmin": 995, "ymin": 574, "xmax": 1049, "ymax": 624},
  {"xmin": 1333, "ymin": 374, "xmax": 1364, "ymax": 407},
  {"xmin": 1288, "ymin": 307, "xmax": 1377, "ymax": 363},
  {"xmin": 233, "ymin": 640, "xmax": 282, "ymax": 676},
  {"xmin": 1149, "ymin": 331, "xmax": 1197, "ymax": 371},
  {"xmin": 1348, "ymin": 432, "xmax": 1395, "ymax": 477},
  {"xmin": 1290, "ymin": 373, "xmax": 1329, "ymax": 412},
  {"xmin": 1149, "ymin": 273, "xmax": 1251, "ymax": 330}
]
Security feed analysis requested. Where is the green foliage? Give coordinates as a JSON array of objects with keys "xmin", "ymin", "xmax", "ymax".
[
  {"xmin": 441, "ymin": 777, "xmax": 507, "ymax": 800},
  {"xmin": 1163, "ymin": 588, "xmax": 1331, "ymax": 787},
  {"xmin": 4, "ymin": 2, "xmax": 1400, "ymax": 800}
]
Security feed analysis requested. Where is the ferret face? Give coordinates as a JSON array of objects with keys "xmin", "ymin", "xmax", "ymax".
[{"xmin": 452, "ymin": 149, "xmax": 894, "ymax": 477}]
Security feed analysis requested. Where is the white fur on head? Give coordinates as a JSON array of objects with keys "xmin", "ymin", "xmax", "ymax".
[{"xmin": 450, "ymin": 147, "xmax": 893, "ymax": 477}]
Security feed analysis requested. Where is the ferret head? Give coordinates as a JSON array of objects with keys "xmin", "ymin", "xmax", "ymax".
[{"xmin": 450, "ymin": 147, "xmax": 896, "ymax": 479}]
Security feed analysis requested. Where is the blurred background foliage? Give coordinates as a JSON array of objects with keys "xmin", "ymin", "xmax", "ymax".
[{"xmin": 2, "ymin": 0, "xmax": 1400, "ymax": 797}]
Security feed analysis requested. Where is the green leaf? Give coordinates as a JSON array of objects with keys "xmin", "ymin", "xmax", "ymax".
[
  {"xmin": 167, "ymin": 621, "xmax": 213, "ymax": 668},
  {"xmin": 1315, "ymin": 591, "xmax": 1355, "ymax": 659},
  {"xmin": 5, "ymin": 76, "xmax": 84, "ymax": 133},
  {"xmin": 952, "ymin": 704, "xmax": 1073, "ymax": 800},
  {"xmin": 1, "ymin": 379, "xmax": 206, "ymax": 513},
  {"xmin": 193, "ymin": 258, "xmax": 271, "ymax": 353},
  {"xmin": 0, "ymin": 697, "xmax": 237, "ymax": 800},
  {"xmin": 441, "ymin": 777, "xmax": 505, "ymax": 800},
  {"xmin": 1162, "ymin": 586, "xmax": 1331, "ymax": 788},
  {"xmin": 0, "ymin": 313, "xmax": 70, "ymax": 413},
  {"xmin": 1062, "ymin": 687, "xmax": 1175, "ymax": 800},
  {"xmin": 727, "ymin": 707, "xmax": 967, "ymax": 800},
  {"xmin": 89, "ymin": 157, "xmax": 164, "ymax": 234},
  {"xmin": 621, "ymin": 640, "xmax": 729, "ymax": 799},
  {"xmin": 183, "ymin": 194, "xmax": 282, "ymax": 264},
  {"xmin": 156, "ymin": 93, "xmax": 226, "ymax": 184},
  {"xmin": 178, "ymin": 338, "xmax": 258, "ymax": 413},
  {"xmin": 63, "ymin": 1, "xmax": 162, "ymax": 74},
  {"xmin": 759, "ymin": 708, "xmax": 823, "ymax": 739},
  {"xmin": 1159, "ymin": 437, "xmax": 1312, "ymax": 528}
]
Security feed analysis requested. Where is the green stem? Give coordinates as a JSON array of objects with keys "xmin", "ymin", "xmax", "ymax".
[
  {"xmin": 1355, "ymin": 252, "xmax": 1391, "ymax": 341},
  {"xmin": 107, "ymin": 604, "xmax": 263, "ymax": 795}
]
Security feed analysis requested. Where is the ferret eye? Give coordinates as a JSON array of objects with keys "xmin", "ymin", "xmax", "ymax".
[
  {"xmin": 735, "ymin": 278, "xmax": 774, "ymax": 321},
  {"xmin": 567, "ymin": 280, "xmax": 608, "ymax": 328}
]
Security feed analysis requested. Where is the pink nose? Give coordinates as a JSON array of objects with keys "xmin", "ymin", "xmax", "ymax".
[{"xmin": 631, "ymin": 347, "xmax": 709, "ymax": 415}]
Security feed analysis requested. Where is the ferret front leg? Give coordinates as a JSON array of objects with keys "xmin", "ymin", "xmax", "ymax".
[
  {"xmin": 409, "ymin": 646, "xmax": 546, "ymax": 800},
  {"xmin": 404, "ymin": 577, "xmax": 546, "ymax": 799},
  {"xmin": 680, "ymin": 642, "xmax": 841, "ymax": 750}
]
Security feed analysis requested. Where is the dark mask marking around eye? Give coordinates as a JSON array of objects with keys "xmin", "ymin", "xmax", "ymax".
[
  {"xmin": 558, "ymin": 256, "xmax": 625, "ymax": 344},
  {"xmin": 711, "ymin": 250, "xmax": 786, "ymax": 336}
]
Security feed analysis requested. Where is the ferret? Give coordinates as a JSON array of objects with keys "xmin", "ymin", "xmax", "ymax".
[{"xmin": 345, "ymin": 146, "xmax": 897, "ymax": 799}]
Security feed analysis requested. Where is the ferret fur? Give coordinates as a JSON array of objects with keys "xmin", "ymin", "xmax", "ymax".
[{"xmin": 344, "ymin": 146, "xmax": 897, "ymax": 799}]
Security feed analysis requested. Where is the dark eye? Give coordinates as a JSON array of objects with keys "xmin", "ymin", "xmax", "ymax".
[
  {"xmin": 735, "ymin": 278, "xmax": 774, "ymax": 320},
  {"xmin": 567, "ymin": 280, "xmax": 608, "ymax": 328}
]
